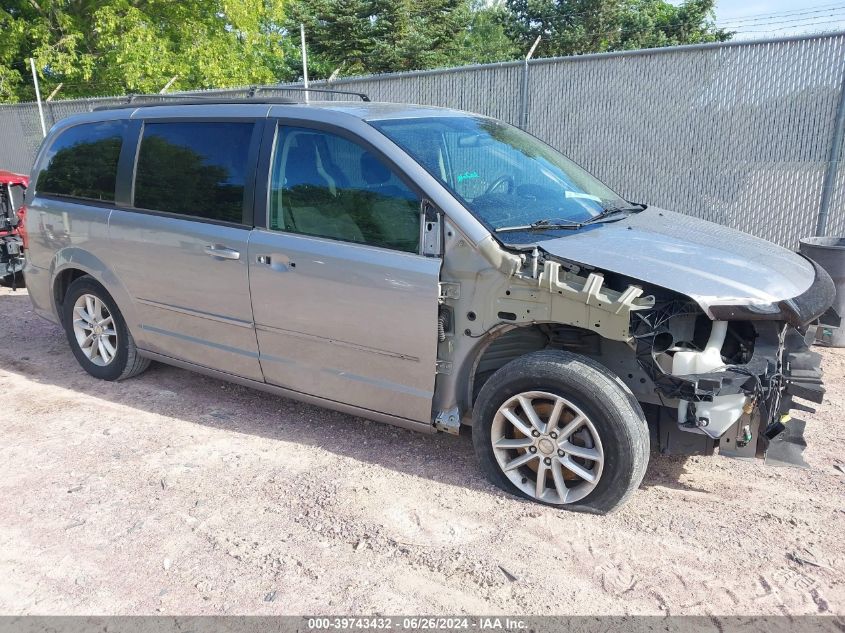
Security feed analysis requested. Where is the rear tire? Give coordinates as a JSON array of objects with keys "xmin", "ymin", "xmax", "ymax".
[
  {"xmin": 472, "ymin": 350, "xmax": 649, "ymax": 514},
  {"xmin": 62, "ymin": 275, "xmax": 150, "ymax": 381}
]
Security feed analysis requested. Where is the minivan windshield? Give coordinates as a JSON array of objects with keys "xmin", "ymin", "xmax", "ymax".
[{"xmin": 370, "ymin": 116, "xmax": 633, "ymax": 234}]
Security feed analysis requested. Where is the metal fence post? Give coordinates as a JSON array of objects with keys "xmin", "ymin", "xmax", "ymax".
[
  {"xmin": 29, "ymin": 57, "xmax": 46, "ymax": 138},
  {"xmin": 300, "ymin": 24, "xmax": 310, "ymax": 104},
  {"xmin": 519, "ymin": 59, "xmax": 529, "ymax": 128},
  {"xmin": 519, "ymin": 36, "xmax": 541, "ymax": 129},
  {"xmin": 816, "ymin": 60, "xmax": 845, "ymax": 236}
]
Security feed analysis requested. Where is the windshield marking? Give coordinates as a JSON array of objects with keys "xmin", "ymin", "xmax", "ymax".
[{"xmin": 566, "ymin": 191, "xmax": 603, "ymax": 203}]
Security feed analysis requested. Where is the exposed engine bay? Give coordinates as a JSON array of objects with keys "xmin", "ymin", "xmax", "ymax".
[
  {"xmin": 631, "ymin": 300, "xmax": 828, "ymax": 459},
  {"xmin": 567, "ymin": 251, "xmax": 833, "ymax": 459}
]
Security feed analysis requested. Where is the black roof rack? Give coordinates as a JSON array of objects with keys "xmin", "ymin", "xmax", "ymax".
[
  {"xmin": 252, "ymin": 86, "xmax": 371, "ymax": 101},
  {"xmin": 92, "ymin": 85, "xmax": 370, "ymax": 111},
  {"xmin": 93, "ymin": 96, "xmax": 295, "ymax": 111}
]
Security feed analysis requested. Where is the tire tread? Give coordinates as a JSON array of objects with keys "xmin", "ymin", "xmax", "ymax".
[{"xmin": 119, "ymin": 329, "xmax": 151, "ymax": 380}]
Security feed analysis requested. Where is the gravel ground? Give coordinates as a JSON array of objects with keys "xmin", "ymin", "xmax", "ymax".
[{"xmin": 0, "ymin": 286, "xmax": 843, "ymax": 616}]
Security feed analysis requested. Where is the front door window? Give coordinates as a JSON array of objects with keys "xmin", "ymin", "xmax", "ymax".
[{"xmin": 270, "ymin": 127, "xmax": 421, "ymax": 253}]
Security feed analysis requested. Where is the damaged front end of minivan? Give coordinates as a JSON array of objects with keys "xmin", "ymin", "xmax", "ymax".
[
  {"xmin": 628, "ymin": 258, "xmax": 834, "ymax": 460},
  {"xmin": 439, "ymin": 208, "xmax": 836, "ymax": 465}
]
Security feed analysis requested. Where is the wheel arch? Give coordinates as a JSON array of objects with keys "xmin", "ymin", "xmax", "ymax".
[
  {"xmin": 50, "ymin": 248, "xmax": 140, "ymax": 340},
  {"xmin": 466, "ymin": 324, "xmax": 548, "ymax": 409},
  {"xmin": 461, "ymin": 321, "xmax": 624, "ymax": 418}
]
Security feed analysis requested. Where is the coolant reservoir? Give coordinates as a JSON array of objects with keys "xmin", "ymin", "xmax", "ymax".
[{"xmin": 672, "ymin": 321, "xmax": 747, "ymax": 439}]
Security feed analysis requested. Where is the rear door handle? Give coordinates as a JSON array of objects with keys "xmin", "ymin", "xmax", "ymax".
[{"xmin": 204, "ymin": 244, "xmax": 240, "ymax": 260}]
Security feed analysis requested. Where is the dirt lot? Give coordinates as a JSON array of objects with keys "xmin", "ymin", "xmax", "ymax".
[{"xmin": 0, "ymin": 286, "xmax": 843, "ymax": 616}]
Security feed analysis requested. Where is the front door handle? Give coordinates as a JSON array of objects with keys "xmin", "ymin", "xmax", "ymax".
[{"xmin": 204, "ymin": 244, "xmax": 240, "ymax": 260}]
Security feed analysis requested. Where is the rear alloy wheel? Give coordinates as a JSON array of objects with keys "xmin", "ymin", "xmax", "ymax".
[
  {"xmin": 62, "ymin": 275, "xmax": 150, "ymax": 381},
  {"xmin": 473, "ymin": 350, "xmax": 650, "ymax": 513},
  {"xmin": 72, "ymin": 293, "xmax": 118, "ymax": 366}
]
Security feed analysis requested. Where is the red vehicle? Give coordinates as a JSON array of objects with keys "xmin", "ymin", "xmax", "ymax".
[{"xmin": 0, "ymin": 170, "xmax": 28, "ymax": 288}]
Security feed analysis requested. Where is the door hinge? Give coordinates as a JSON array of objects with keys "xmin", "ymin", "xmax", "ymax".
[
  {"xmin": 436, "ymin": 359, "xmax": 452, "ymax": 374},
  {"xmin": 433, "ymin": 406, "xmax": 461, "ymax": 435},
  {"xmin": 439, "ymin": 282, "xmax": 460, "ymax": 300}
]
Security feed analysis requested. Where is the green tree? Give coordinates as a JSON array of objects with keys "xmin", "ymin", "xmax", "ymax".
[
  {"xmin": 457, "ymin": 0, "xmax": 519, "ymax": 65},
  {"xmin": 618, "ymin": 0, "xmax": 730, "ymax": 50},
  {"xmin": 0, "ymin": 0, "xmax": 292, "ymax": 103},
  {"xmin": 284, "ymin": 0, "xmax": 474, "ymax": 79},
  {"xmin": 283, "ymin": 0, "xmax": 374, "ymax": 78},
  {"xmin": 503, "ymin": 0, "xmax": 730, "ymax": 58}
]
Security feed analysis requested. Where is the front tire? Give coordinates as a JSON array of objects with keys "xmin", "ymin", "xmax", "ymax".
[
  {"xmin": 62, "ymin": 275, "xmax": 150, "ymax": 381},
  {"xmin": 472, "ymin": 350, "xmax": 649, "ymax": 514}
]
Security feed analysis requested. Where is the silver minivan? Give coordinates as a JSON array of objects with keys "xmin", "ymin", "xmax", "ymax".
[{"xmin": 23, "ymin": 94, "xmax": 834, "ymax": 513}]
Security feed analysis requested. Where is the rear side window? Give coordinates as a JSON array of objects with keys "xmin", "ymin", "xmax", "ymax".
[
  {"xmin": 134, "ymin": 122, "xmax": 253, "ymax": 223},
  {"xmin": 37, "ymin": 120, "xmax": 126, "ymax": 202}
]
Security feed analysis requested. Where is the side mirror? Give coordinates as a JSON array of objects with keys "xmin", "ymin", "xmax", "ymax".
[{"xmin": 421, "ymin": 200, "xmax": 442, "ymax": 257}]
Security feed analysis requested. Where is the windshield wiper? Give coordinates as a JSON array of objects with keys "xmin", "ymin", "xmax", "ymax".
[
  {"xmin": 583, "ymin": 203, "xmax": 646, "ymax": 225},
  {"xmin": 495, "ymin": 218, "xmax": 583, "ymax": 233}
]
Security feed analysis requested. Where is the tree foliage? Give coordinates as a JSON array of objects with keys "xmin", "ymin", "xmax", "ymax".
[
  {"xmin": 0, "ymin": 0, "xmax": 288, "ymax": 102},
  {"xmin": 503, "ymin": 0, "xmax": 729, "ymax": 58},
  {"xmin": 457, "ymin": 0, "xmax": 520, "ymax": 65},
  {"xmin": 283, "ymin": 0, "xmax": 474, "ymax": 77},
  {"xmin": 0, "ymin": 0, "xmax": 730, "ymax": 103}
]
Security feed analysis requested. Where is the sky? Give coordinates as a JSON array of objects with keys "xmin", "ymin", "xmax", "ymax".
[{"xmin": 674, "ymin": 0, "xmax": 845, "ymax": 38}]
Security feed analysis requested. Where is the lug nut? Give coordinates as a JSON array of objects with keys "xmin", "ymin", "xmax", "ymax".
[
  {"xmin": 531, "ymin": 430, "xmax": 541, "ymax": 437},
  {"xmin": 557, "ymin": 449, "xmax": 564, "ymax": 457},
  {"xmin": 550, "ymin": 431, "xmax": 558, "ymax": 439},
  {"xmin": 544, "ymin": 457, "xmax": 552, "ymax": 466},
  {"xmin": 529, "ymin": 446, "xmax": 537, "ymax": 453}
]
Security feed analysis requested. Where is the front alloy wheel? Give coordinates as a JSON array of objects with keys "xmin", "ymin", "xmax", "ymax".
[
  {"xmin": 491, "ymin": 391, "xmax": 604, "ymax": 504},
  {"xmin": 473, "ymin": 350, "xmax": 650, "ymax": 513}
]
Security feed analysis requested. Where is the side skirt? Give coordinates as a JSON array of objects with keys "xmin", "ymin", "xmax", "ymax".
[{"xmin": 138, "ymin": 349, "xmax": 435, "ymax": 435}]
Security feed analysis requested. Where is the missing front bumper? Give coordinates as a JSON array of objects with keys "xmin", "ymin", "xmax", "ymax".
[{"xmin": 635, "ymin": 309, "xmax": 826, "ymax": 460}]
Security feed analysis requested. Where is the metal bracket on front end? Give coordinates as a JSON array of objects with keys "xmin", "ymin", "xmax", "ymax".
[
  {"xmin": 434, "ymin": 406, "xmax": 461, "ymax": 435},
  {"xmin": 438, "ymin": 282, "xmax": 460, "ymax": 301}
]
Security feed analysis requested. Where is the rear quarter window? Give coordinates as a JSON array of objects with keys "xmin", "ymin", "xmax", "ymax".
[{"xmin": 36, "ymin": 120, "xmax": 127, "ymax": 202}]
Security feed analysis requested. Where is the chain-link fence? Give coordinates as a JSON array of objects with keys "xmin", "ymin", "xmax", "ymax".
[{"xmin": 2, "ymin": 32, "xmax": 845, "ymax": 248}]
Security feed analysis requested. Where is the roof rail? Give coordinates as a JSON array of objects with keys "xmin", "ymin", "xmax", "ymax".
[
  {"xmin": 124, "ymin": 92, "xmax": 284, "ymax": 104},
  {"xmin": 250, "ymin": 86, "xmax": 371, "ymax": 102},
  {"xmin": 91, "ymin": 85, "xmax": 371, "ymax": 111},
  {"xmin": 92, "ymin": 96, "xmax": 297, "ymax": 111}
]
